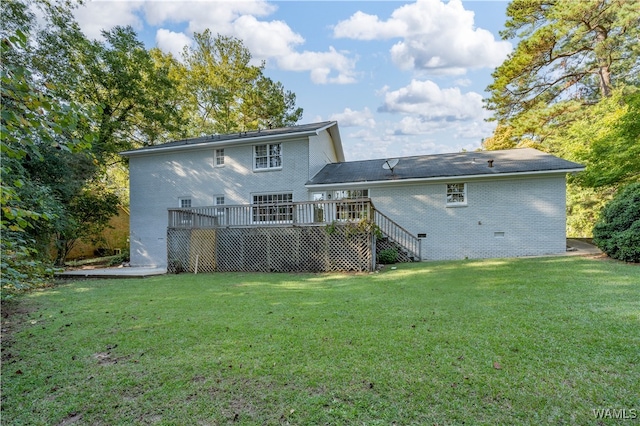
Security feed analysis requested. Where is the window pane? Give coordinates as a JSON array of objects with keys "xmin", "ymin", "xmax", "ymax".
[
  {"xmin": 255, "ymin": 157, "xmax": 267, "ymax": 169},
  {"xmin": 270, "ymin": 156, "xmax": 282, "ymax": 168},
  {"xmin": 446, "ymin": 183, "xmax": 466, "ymax": 204}
]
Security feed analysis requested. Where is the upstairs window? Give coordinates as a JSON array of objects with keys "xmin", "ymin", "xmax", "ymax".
[
  {"xmin": 446, "ymin": 183, "xmax": 467, "ymax": 206},
  {"xmin": 214, "ymin": 149, "xmax": 225, "ymax": 166},
  {"xmin": 254, "ymin": 143, "xmax": 282, "ymax": 170}
]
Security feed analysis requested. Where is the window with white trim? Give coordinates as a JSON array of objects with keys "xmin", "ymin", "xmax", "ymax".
[
  {"xmin": 213, "ymin": 195, "xmax": 225, "ymax": 215},
  {"xmin": 446, "ymin": 183, "xmax": 467, "ymax": 206},
  {"xmin": 252, "ymin": 193, "xmax": 293, "ymax": 223},
  {"xmin": 214, "ymin": 149, "xmax": 225, "ymax": 166},
  {"xmin": 254, "ymin": 143, "xmax": 282, "ymax": 170},
  {"xmin": 179, "ymin": 197, "xmax": 192, "ymax": 224}
]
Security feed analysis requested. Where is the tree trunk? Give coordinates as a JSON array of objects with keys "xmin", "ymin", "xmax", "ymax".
[{"xmin": 595, "ymin": 27, "xmax": 612, "ymax": 98}]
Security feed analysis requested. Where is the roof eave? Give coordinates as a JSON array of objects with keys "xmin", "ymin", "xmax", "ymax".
[
  {"xmin": 305, "ymin": 167, "xmax": 586, "ymax": 189},
  {"xmin": 120, "ymin": 124, "xmax": 338, "ymax": 157}
]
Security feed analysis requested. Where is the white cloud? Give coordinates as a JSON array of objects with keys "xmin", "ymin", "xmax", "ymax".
[
  {"xmin": 333, "ymin": 0, "xmax": 511, "ymax": 74},
  {"xmin": 277, "ymin": 47, "xmax": 358, "ymax": 84},
  {"xmin": 232, "ymin": 15, "xmax": 304, "ymax": 59},
  {"xmin": 343, "ymin": 125, "xmax": 467, "ymax": 160},
  {"xmin": 379, "ymin": 79, "xmax": 487, "ymax": 122},
  {"xmin": 73, "ymin": 0, "xmax": 357, "ymax": 85},
  {"xmin": 328, "ymin": 108, "xmax": 376, "ymax": 128},
  {"xmin": 74, "ymin": 1, "xmax": 144, "ymax": 40},
  {"xmin": 155, "ymin": 29, "xmax": 192, "ymax": 58},
  {"xmin": 142, "ymin": 0, "xmax": 275, "ymax": 32},
  {"xmin": 453, "ymin": 120, "xmax": 497, "ymax": 140}
]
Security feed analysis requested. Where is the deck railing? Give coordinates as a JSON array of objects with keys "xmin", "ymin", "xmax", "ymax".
[
  {"xmin": 168, "ymin": 198, "xmax": 421, "ymax": 261},
  {"xmin": 168, "ymin": 199, "xmax": 373, "ymax": 229}
]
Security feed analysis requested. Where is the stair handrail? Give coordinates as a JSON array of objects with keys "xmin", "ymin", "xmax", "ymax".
[{"xmin": 371, "ymin": 205, "xmax": 421, "ymax": 260}]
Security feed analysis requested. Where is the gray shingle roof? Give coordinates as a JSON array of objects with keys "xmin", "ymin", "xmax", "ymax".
[
  {"xmin": 307, "ymin": 148, "xmax": 584, "ymax": 185},
  {"xmin": 121, "ymin": 121, "xmax": 337, "ymax": 155}
]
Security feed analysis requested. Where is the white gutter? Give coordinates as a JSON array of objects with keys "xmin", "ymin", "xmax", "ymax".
[
  {"xmin": 305, "ymin": 167, "xmax": 585, "ymax": 189},
  {"xmin": 121, "ymin": 132, "xmax": 307, "ymax": 157}
]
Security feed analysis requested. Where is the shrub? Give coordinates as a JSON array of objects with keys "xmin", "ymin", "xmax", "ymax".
[
  {"xmin": 106, "ymin": 249, "xmax": 130, "ymax": 267},
  {"xmin": 378, "ymin": 248, "xmax": 398, "ymax": 264},
  {"xmin": 592, "ymin": 182, "xmax": 640, "ymax": 262}
]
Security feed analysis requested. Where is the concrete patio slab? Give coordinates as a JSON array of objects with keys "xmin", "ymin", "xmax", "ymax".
[
  {"xmin": 57, "ymin": 267, "xmax": 166, "ymax": 279},
  {"xmin": 565, "ymin": 239, "xmax": 603, "ymax": 257}
]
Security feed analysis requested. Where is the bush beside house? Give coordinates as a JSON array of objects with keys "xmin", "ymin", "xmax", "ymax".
[{"xmin": 593, "ymin": 183, "xmax": 640, "ymax": 263}]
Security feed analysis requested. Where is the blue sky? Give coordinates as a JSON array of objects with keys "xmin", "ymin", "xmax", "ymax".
[{"xmin": 73, "ymin": 0, "xmax": 512, "ymax": 161}]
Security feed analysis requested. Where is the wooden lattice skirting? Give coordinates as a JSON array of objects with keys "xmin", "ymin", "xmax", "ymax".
[{"xmin": 167, "ymin": 225, "xmax": 374, "ymax": 273}]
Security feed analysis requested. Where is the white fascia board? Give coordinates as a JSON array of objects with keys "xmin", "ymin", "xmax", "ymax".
[
  {"xmin": 121, "ymin": 131, "xmax": 316, "ymax": 158},
  {"xmin": 305, "ymin": 168, "xmax": 585, "ymax": 190},
  {"xmin": 322, "ymin": 122, "xmax": 345, "ymax": 162}
]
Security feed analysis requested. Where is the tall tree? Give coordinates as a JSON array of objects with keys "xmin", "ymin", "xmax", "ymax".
[
  {"xmin": 486, "ymin": 0, "xmax": 639, "ymax": 127},
  {"xmin": 1, "ymin": 0, "xmax": 95, "ymax": 291},
  {"xmin": 35, "ymin": 24, "xmax": 184, "ymax": 156},
  {"xmin": 179, "ymin": 30, "xmax": 302, "ymax": 135},
  {"xmin": 483, "ymin": 0, "xmax": 639, "ymax": 237}
]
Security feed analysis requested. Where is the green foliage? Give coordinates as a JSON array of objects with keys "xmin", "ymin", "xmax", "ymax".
[
  {"xmin": 326, "ymin": 219, "xmax": 383, "ymax": 239},
  {"xmin": 378, "ymin": 248, "xmax": 398, "ymax": 264},
  {"xmin": 53, "ymin": 189, "xmax": 121, "ymax": 266},
  {"xmin": 565, "ymin": 184, "xmax": 614, "ymax": 237},
  {"xmin": 593, "ymin": 183, "xmax": 640, "ymax": 262},
  {"xmin": 487, "ymin": 0, "xmax": 639, "ymax": 122},
  {"xmin": 485, "ymin": 0, "xmax": 640, "ymax": 237},
  {"xmin": 178, "ymin": 30, "xmax": 302, "ymax": 135},
  {"xmin": 106, "ymin": 248, "xmax": 130, "ymax": 267},
  {"xmin": 1, "ymin": 2, "xmax": 93, "ymax": 292},
  {"xmin": 567, "ymin": 90, "xmax": 640, "ymax": 188}
]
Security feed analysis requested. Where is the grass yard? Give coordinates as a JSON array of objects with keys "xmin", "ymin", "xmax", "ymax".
[{"xmin": 1, "ymin": 256, "xmax": 639, "ymax": 425}]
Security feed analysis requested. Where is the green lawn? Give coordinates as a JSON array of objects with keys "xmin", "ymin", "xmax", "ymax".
[{"xmin": 2, "ymin": 256, "xmax": 639, "ymax": 425}]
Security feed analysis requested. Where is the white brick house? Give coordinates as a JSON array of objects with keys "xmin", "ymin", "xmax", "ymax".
[{"xmin": 121, "ymin": 121, "xmax": 584, "ymax": 268}]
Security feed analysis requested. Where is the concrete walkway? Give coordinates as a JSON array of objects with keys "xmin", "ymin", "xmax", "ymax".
[
  {"xmin": 565, "ymin": 238, "xmax": 603, "ymax": 257},
  {"xmin": 57, "ymin": 266, "xmax": 166, "ymax": 279}
]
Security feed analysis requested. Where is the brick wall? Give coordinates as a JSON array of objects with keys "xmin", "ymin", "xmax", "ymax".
[
  {"xmin": 128, "ymin": 135, "xmax": 337, "ymax": 267},
  {"xmin": 369, "ymin": 175, "xmax": 567, "ymax": 260}
]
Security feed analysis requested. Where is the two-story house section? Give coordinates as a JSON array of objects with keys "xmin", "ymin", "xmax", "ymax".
[
  {"xmin": 122, "ymin": 121, "xmax": 585, "ymax": 270},
  {"xmin": 120, "ymin": 121, "xmax": 344, "ymax": 267}
]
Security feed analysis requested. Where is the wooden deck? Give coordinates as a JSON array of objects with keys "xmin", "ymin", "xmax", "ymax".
[{"xmin": 168, "ymin": 198, "xmax": 421, "ymax": 270}]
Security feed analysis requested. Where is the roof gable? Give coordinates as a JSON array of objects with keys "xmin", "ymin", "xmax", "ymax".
[{"xmin": 307, "ymin": 148, "xmax": 584, "ymax": 186}]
